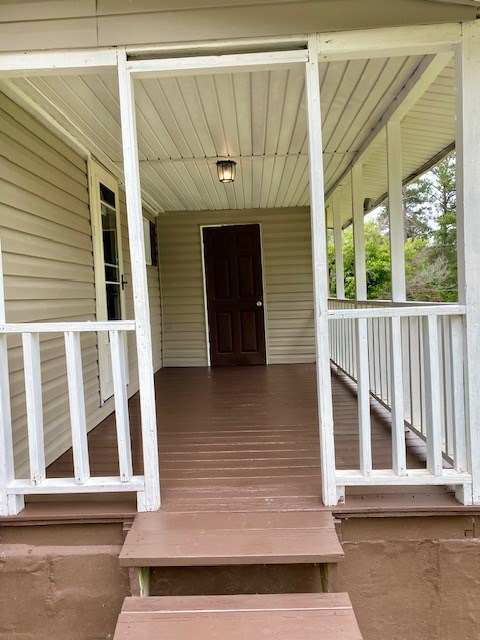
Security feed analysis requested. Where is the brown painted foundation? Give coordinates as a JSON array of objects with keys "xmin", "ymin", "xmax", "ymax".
[{"xmin": 1, "ymin": 516, "xmax": 480, "ymax": 639}]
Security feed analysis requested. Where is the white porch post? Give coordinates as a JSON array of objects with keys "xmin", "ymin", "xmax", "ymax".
[
  {"xmin": 117, "ymin": 48, "xmax": 161, "ymax": 511},
  {"xmin": 332, "ymin": 191, "xmax": 345, "ymax": 299},
  {"xmin": 306, "ymin": 35, "xmax": 338, "ymax": 507},
  {"xmin": 455, "ymin": 22, "xmax": 480, "ymax": 505},
  {"xmin": 351, "ymin": 164, "xmax": 367, "ymax": 300},
  {"xmin": 387, "ymin": 120, "xmax": 407, "ymax": 302},
  {"xmin": 0, "ymin": 232, "xmax": 24, "ymax": 516}
]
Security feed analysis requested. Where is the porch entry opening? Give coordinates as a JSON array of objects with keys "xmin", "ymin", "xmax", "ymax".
[{"xmin": 203, "ymin": 224, "xmax": 266, "ymax": 366}]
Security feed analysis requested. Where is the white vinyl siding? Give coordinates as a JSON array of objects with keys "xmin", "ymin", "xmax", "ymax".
[
  {"xmin": 157, "ymin": 207, "xmax": 314, "ymax": 367},
  {"xmin": 0, "ymin": 91, "xmax": 162, "ymax": 477}
]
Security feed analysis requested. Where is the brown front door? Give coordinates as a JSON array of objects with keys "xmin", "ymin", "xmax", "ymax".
[{"xmin": 203, "ymin": 224, "xmax": 266, "ymax": 366}]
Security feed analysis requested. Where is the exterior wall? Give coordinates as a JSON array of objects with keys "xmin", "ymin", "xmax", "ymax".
[
  {"xmin": 157, "ymin": 208, "xmax": 315, "ymax": 367},
  {"xmin": 2, "ymin": 515, "xmax": 480, "ymax": 639},
  {"xmin": 0, "ymin": 91, "xmax": 163, "ymax": 477},
  {"xmin": 0, "ymin": 1, "xmax": 475, "ymax": 52}
]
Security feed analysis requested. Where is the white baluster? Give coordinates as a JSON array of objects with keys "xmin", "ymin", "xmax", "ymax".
[
  {"xmin": 110, "ymin": 330, "xmax": 133, "ymax": 482},
  {"xmin": 390, "ymin": 316, "xmax": 407, "ymax": 475},
  {"xmin": 22, "ymin": 333, "xmax": 45, "ymax": 485},
  {"xmin": 422, "ymin": 315, "xmax": 443, "ymax": 476},
  {"xmin": 356, "ymin": 317, "xmax": 372, "ymax": 475},
  {"xmin": 64, "ymin": 331, "xmax": 90, "ymax": 484}
]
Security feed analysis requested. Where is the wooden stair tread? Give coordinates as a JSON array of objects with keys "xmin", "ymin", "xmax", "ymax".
[
  {"xmin": 119, "ymin": 511, "xmax": 344, "ymax": 567},
  {"xmin": 114, "ymin": 593, "xmax": 363, "ymax": 639}
]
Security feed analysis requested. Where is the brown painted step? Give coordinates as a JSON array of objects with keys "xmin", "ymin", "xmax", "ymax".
[
  {"xmin": 119, "ymin": 511, "xmax": 343, "ymax": 567},
  {"xmin": 113, "ymin": 593, "xmax": 363, "ymax": 640}
]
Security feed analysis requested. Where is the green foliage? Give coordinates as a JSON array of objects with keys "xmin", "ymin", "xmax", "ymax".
[
  {"xmin": 329, "ymin": 152, "xmax": 458, "ymax": 302},
  {"xmin": 430, "ymin": 155, "xmax": 457, "ymax": 300}
]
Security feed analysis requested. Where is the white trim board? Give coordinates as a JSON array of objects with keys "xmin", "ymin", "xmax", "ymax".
[
  {"xmin": 315, "ymin": 23, "xmax": 462, "ymax": 61},
  {"xmin": 127, "ymin": 49, "xmax": 308, "ymax": 79},
  {"xmin": 0, "ymin": 48, "xmax": 117, "ymax": 78}
]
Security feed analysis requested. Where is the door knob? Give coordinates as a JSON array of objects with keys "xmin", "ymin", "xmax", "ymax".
[{"xmin": 256, "ymin": 301, "xmax": 263, "ymax": 307}]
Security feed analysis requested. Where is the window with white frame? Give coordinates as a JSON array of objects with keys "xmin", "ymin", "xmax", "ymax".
[{"xmin": 143, "ymin": 217, "xmax": 158, "ymax": 267}]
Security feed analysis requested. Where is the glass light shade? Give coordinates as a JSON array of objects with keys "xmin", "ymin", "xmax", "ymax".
[{"xmin": 216, "ymin": 160, "xmax": 237, "ymax": 183}]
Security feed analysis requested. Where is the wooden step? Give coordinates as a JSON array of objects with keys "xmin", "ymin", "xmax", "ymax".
[
  {"xmin": 119, "ymin": 511, "xmax": 343, "ymax": 567},
  {"xmin": 113, "ymin": 593, "xmax": 363, "ymax": 639}
]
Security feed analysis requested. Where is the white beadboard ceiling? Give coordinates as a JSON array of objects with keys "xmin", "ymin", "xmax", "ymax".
[
  {"xmin": 5, "ymin": 53, "xmax": 455, "ymax": 226},
  {"xmin": 329, "ymin": 57, "xmax": 455, "ymax": 227}
]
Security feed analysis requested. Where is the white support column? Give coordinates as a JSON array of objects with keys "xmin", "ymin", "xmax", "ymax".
[
  {"xmin": 332, "ymin": 190, "xmax": 345, "ymax": 299},
  {"xmin": 117, "ymin": 48, "xmax": 161, "ymax": 511},
  {"xmin": 387, "ymin": 120, "xmax": 407, "ymax": 302},
  {"xmin": 455, "ymin": 22, "xmax": 480, "ymax": 505},
  {"xmin": 0, "ymin": 232, "xmax": 24, "ymax": 516},
  {"xmin": 306, "ymin": 35, "xmax": 338, "ymax": 507},
  {"xmin": 351, "ymin": 164, "xmax": 367, "ymax": 300}
]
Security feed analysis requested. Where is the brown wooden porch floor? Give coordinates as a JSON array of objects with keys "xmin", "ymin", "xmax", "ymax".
[{"xmin": 44, "ymin": 364, "xmax": 460, "ymax": 517}]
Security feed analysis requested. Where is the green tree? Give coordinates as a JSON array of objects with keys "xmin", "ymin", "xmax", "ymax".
[
  {"xmin": 328, "ymin": 219, "xmax": 392, "ymax": 300},
  {"xmin": 378, "ymin": 179, "xmax": 434, "ymax": 240},
  {"xmin": 365, "ymin": 152, "xmax": 457, "ymax": 301},
  {"xmin": 430, "ymin": 154, "xmax": 457, "ymax": 300}
]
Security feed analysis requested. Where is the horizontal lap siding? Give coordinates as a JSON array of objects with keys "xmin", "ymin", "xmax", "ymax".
[
  {"xmin": 157, "ymin": 208, "xmax": 314, "ymax": 367},
  {"xmin": 0, "ymin": 92, "xmax": 162, "ymax": 477}
]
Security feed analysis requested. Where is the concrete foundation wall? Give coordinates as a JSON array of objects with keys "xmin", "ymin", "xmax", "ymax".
[
  {"xmin": 1, "ymin": 516, "xmax": 480, "ymax": 639},
  {"xmin": 337, "ymin": 516, "xmax": 480, "ymax": 640},
  {"xmin": 0, "ymin": 524, "xmax": 130, "ymax": 640}
]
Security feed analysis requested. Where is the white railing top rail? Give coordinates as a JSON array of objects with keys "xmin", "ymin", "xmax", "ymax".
[
  {"xmin": 328, "ymin": 305, "xmax": 465, "ymax": 319},
  {"xmin": 329, "ymin": 297, "xmax": 461, "ymax": 308},
  {"xmin": 0, "ymin": 320, "xmax": 136, "ymax": 333}
]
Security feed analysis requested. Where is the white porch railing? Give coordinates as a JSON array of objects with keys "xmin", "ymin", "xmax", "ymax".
[
  {"xmin": 0, "ymin": 321, "xmax": 148, "ymax": 516},
  {"xmin": 328, "ymin": 299, "xmax": 472, "ymax": 500}
]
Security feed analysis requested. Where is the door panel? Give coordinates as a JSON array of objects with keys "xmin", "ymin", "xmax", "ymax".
[{"xmin": 203, "ymin": 224, "xmax": 266, "ymax": 366}]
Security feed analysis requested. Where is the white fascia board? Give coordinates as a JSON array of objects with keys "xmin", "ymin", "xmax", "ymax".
[
  {"xmin": 0, "ymin": 48, "xmax": 117, "ymax": 78},
  {"xmin": 316, "ymin": 22, "xmax": 462, "ymax": 62}
]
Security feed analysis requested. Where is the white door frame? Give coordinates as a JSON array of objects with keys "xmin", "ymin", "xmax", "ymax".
[{"xmin": 88, "ymin": 158, "xmax": 127, "ymax": 403}]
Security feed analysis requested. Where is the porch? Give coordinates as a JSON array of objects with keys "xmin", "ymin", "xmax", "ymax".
[
  {"xmin": 1, "ymin": 23, "xmax": 480, "ymax": 518},
  {"xmin": 38, "ymin": 363, "xmax": 462, "ymax": 518}
]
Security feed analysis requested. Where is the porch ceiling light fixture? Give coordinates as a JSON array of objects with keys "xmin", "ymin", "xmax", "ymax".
[{"xmin": 216, "ymin": 159, "xmax": 237, "ymax": 183}]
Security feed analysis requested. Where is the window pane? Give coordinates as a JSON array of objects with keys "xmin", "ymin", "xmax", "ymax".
[
  {"xmin": 143, "ymin": 217, "xmax": 152, "ymax": 266},
  {"xmin": 101, "ymin": 203, "xmax": 119, "ymax": 267},
  {"xmin": 106, "ymin": 283, "xmax": 122, "ymax": 320},
  {"xmin": 100, "ymin": 183, "xmax": 116, "ymax": 208},
  {"xmin": 150, "ymin": 221, "xmax": 158, "ymax": 266},
  {"xmin": 105, "ymin": 264, "xmax": 119, "ymax": 283}
]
